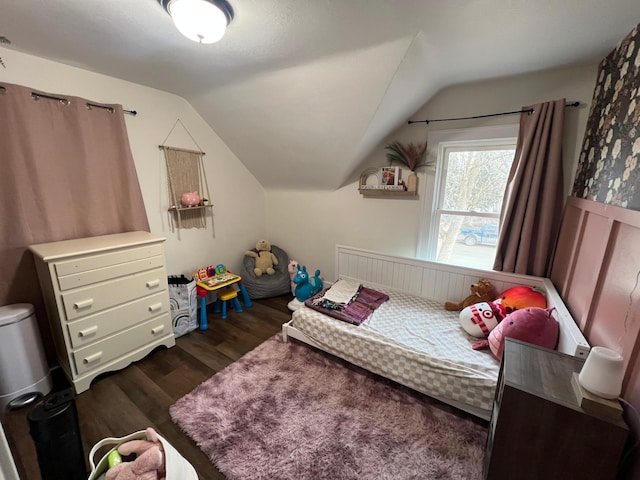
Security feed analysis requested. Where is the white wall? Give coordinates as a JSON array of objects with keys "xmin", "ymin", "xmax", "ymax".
[
  {"xmin": 2, "ymin": 49, "xmax": 266, "ymax": 276},
  {"xmin": 266, "ymin": 63, "xmax": 599, "ymax": 280},
  {"xmin": 266, "ymin": 186, "xmax": 424, "ymax": 282},
  {"xmin": 3, "ymin": 50, "xmax": 598, "ymax": 283}
]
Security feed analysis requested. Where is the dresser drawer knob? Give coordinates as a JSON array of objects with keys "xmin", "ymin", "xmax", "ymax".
[
  {"xmin": 148, "ymin": 302, "xmax": 163, "ymax": 313},
  {"xmin": 74, "ymin": 298, "xmax": 94, "ymax": 310},
  {"xmin": 146, "ymin": 279, "xmax": 160, "ymax": 288},
  {"xmin": 83, "ymin": 352, "xmax": 102, "ymax": 364},
  {"xmin": 151, "ymin": 325, "xmax": 165, "ymax": 335},
  {"xmin": 78, "ymin": 326, "xmax": 98, "ymax": 338}
]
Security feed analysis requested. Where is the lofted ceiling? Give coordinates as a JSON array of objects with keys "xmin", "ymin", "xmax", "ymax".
[{"xmin": 2, "ymin": 0, "xmax": 640, "ymax": 190}]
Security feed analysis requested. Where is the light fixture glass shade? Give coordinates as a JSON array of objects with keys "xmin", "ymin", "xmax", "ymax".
[
  {"xmin": 578, "ymin": 346, "xmax": 624, "ymax": 399},
  {"xmin": 168, "ymin": 0, "xmax": 229, "ymax": 44}
]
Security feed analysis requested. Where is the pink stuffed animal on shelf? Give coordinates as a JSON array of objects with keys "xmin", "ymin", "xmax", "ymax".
[
  {"xmin": 180, "ymin": 191, "xmax": 200, "ymax": 207},
  {"xmin": 105, "ymin": 428, "xmax": 166, "ymax": 480}
]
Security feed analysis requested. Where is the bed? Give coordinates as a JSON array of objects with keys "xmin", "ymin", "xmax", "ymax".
[{"xmin": 282, "ymin": 245, "xmax": 590, "ymax": 420}]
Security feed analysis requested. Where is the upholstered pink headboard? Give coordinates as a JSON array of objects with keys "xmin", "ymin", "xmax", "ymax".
[{"xmin": 551, "ymin": 196, "xmax": 640, "ymax": 406}]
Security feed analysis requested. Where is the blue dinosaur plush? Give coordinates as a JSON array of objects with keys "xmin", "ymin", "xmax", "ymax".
[{"xmin": 293, "ymin": 265, "xmax": 322, "ymax": 302}]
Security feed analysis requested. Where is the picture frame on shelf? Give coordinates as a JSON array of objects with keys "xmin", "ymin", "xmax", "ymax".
[
  {"xmin": 358, "ymin": 167, "xmax": 414, "ymax": 197},
  {"xmin": 380, "ymin": 167, "xmax": 399, "ymax": 186}
]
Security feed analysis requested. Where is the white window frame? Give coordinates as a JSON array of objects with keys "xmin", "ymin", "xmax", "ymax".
[{"xmin": 416, "ymin": 124, "xmax": 519, "ymax": 262}]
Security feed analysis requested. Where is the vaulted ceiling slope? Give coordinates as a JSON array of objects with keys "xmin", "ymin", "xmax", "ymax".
[{"xmin": 3, "ymin": 1, "xmax": 640, "ymax": 190}]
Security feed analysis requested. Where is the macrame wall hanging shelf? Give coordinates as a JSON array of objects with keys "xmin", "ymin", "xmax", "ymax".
[{"xmin": 160, "ymin": 119, "xmax": 213, "ymax": 233}]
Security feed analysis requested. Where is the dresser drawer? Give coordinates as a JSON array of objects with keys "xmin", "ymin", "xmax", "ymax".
[
  {"xmin": 62, "ymin": 267, "xmax": 168, "ymax": 321},
  {"xmin": 54, "ymin": 244, "xmax": 164, "ymax": 277},
  {"xmin": 73, "ymin": 313, "xmax": 171, "ymax": 375},
  {"xmin": 57, "ymin": 255, "xmax": 166, "ymax": 291},
  {"xmin": 67, "ymin": 291, "xmax": 169, "ymax": 348}
]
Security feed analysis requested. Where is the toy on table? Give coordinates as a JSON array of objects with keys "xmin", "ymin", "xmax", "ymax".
[
  {"xmin": 105, "ymin": 427, "xmax": 165, "ymax": 480},
  {"xmin": 472, "ymin": 307, "xmax": 559, "ymax": 359},
  {"xmin": 444, "ymin": 279, "xmax": 497, "ymax": 312},
  {"xmin": 459, "ymin": 300, "xmax": 506, "ymax": 338},
  {"xmin": 244, "ymin": 239, "xmax": 279, "ymax": 277}
]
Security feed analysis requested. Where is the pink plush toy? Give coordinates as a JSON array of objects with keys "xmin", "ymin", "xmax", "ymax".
[
  {"xmin": 287, "ymin": 260, "xmax": 299, "ymax": 295},
  {"xmin": 459, "ymin": 300, "xmax": 506, "ymax": 338},
  {"xmin": 180, "ymin": 191, "xmax": 200, "ymax": 207},
  {"xmin": 106, "ymin": 428, "xmax": 166, "ymax": 480},
  {"xmin": 472, "ymin": 307, "xmax": 559, "ymax": 359}
]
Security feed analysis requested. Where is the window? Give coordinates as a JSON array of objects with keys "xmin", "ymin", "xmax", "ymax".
[{"xmin": 418, "ymin": 126, "xmax": 517, "ymax": 269}]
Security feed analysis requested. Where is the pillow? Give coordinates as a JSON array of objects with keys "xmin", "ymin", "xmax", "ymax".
[
  {"xmin": 473, "ymin": 307, "xmax": 559, "ymax": 359},
  {"xmin": 497, "ymin": 286, "xmax": 547, "ymax": 313}
]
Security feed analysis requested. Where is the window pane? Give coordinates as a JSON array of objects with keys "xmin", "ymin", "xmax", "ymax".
[
  {"xmin": 442, "ymin": 149, "xmax": 513, "ymax": 213},
  {"xmin": 419, "ymin": 126, "xmax": 517, "ymax": 265},
  {"xmin": 436, "ymin": 215, "xmax": 499, "ymax": 269}
]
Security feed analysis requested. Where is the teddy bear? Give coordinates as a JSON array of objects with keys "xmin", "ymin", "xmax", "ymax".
[
  {"xmin": 471, "ymin": 307, "xmax": 559, "ymax": 359},
  {"xmin": 444, "ymin": 279, "xmax": 497, "ymax": 312},
  {"xmin": 244, "ymin": 239, "xmax": 279, "ymax": 276},
  {"xmin": 105, "ymin": 427, "xmax": 166, "ymax": 480}
]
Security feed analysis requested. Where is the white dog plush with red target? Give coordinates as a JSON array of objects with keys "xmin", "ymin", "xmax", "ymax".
[{"xmin": 459, "ymin": 300, "xmax": 506, "ymax": 338}]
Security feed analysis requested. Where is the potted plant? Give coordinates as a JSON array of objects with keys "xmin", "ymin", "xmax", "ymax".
[{"xmin": 384, "ymin": 141, "xmax": 431, "ymax": 192}]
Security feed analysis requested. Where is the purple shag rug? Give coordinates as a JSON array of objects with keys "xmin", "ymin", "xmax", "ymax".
[{"xmin": 170, "ymin": 334, "xmax": 488, "ymax": 480}]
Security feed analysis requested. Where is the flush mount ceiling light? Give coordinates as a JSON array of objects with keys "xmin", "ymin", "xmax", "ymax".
[{"xmin": 159, "ymin": 0, "xmax": 234, "ymax": 44}]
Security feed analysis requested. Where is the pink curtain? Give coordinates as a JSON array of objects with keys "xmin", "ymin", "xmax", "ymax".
[
  {"xmin": 0, "ymin": 82, "xmax": 149, "ymax": 358},
  {"xmin": 493, "ymin": 99, "xmax": 566, "ymax": 277}
]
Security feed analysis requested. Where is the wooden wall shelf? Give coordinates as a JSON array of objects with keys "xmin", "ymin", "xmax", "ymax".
[
  {"xmin": 358, "ymin": 189, "xmax": 417, "ymax": 198},
  {"xmin": 168, "ymin": 205, "xmax": 214, "ymax": 212},
  {"xmin": 167, "ymin": 204, "xmax": 214, "ymax": 232}
]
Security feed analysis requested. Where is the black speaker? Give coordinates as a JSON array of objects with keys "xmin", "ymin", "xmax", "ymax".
[{"xmin": 28, "ymin": 388, "xmax": 86, "ymax": 480}]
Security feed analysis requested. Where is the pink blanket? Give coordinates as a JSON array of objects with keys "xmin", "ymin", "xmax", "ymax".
[{"xmin": 304, "ymin": 285, "xmax": 389, "ymax": 325}]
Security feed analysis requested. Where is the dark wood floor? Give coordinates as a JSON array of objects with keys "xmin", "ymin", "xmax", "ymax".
[{"xmin": 2, "ymin": 294, "xmax": 293, "ymax": 480}]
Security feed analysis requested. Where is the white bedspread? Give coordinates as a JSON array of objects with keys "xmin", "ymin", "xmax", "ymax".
[{"xmin": 290, "ymin": 288, "xmax": 500, "ymax": 416}]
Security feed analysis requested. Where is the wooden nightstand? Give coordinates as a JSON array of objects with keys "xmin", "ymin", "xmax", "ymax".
[{"xmin": 484, "ymin": 338, "xmax": 628, "ymax": 480}]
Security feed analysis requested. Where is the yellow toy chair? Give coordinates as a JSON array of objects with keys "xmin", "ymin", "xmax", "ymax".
[{"xmin": 213, "ymin": 287, "xmax": 243, "ymax": 320}]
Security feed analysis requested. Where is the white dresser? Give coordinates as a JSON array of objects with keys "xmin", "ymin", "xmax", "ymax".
[{"xmin": 30, "ymin": 231, "xmax": 175, "ymax": 393}]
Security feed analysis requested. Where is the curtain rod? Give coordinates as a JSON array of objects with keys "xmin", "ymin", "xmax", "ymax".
[
  {"xmin": 0, "ymin": 86, "xmax": 137, "ymax": 116},
  {"xmin": 30, "ymin": 92, "xmax": 138, "ymax": 116},
  {"xmin": 408, "ymin": 101, "xmax": 580, "ymax": 125}
]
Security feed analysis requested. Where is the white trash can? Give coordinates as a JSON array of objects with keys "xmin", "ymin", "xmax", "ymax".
[{"xmin": 0, "ymin": 303, "xmax": 52, "ymax": 411}]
